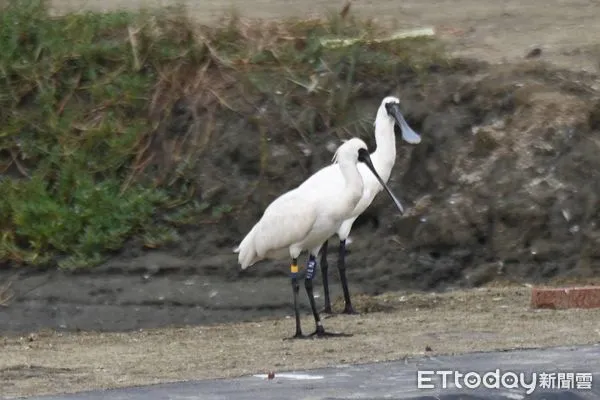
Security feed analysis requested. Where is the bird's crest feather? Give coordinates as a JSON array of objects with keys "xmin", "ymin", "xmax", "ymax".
[{"xmin": 331, "ymin": 139, "xmax": 347, "ymax": 164}]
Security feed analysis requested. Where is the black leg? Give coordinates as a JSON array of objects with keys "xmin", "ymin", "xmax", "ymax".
[
  {"xmin": 338, "ymin": 239, "xmax": 358, "ymax": 315},
  {"xmin": 305, "ymin": 254, "xmax": 352, "ymax": 338},
  {"xmin": 286, "ymin": 258, "xmax": 307, "ymax": 340},
  {"xmin": 320, "ymin": 241, "xmax": 333, "ymax": 314}
]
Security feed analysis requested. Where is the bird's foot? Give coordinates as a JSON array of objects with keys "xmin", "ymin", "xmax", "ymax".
[
  {"xmin": 321, "ymin": 305, "xmax": 360, "ymax": 317},
  {"xmin": 342, "ymin": 305, "xmax": 360, "ymax": 315},
  {"xmin": 321, "ymin": 305, "xmax": 334, "ymax": 318},
  {"xmin": 309, "ymin": 325, "xmax": 353, "ymax": 338},
  {"xmin": 283, "ymin": 331, "xmax": 312, "ymax": 340}
]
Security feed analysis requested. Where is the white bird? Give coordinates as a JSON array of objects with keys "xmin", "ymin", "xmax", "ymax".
[
  {"xmin": 235, "ymin": 137, "xmax": 404, "ymax": 339},
  {"xmin": 296, "ymin": 96, "xmax": 421, "ymax": 315}
]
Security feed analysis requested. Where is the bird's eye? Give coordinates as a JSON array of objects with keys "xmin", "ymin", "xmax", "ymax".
[{"xmin": 357, "ymin": 147, "xmax": 369, "ymax": 161}]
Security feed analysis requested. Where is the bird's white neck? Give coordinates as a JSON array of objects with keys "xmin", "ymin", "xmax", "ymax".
[
  {"xmin": 337, "ymin": 159, "xmax": 364, "ymax": 205},
  {"xmin": 370, "ymin": 114, "xmax": 397, "ymax": 182}
]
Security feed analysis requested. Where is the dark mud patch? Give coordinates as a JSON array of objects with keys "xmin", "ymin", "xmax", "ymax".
[
  {"xmin": 1, "ymin": 364, "xmax": 74, "ymax": 379},
  {"xmin": 2, "ymin": 58, "xmax": 600, "ymax": 334}
]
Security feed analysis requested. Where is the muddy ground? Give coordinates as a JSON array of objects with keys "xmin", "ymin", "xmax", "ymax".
[
  {"xmin": 2, "ymin": 287, "xmax": 600, "ymax": 399},
  {"xmin": 2, "ymin": 0, "xmax": 600, "ymax": 397}
]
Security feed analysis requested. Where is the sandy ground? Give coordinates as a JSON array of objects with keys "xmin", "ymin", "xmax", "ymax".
[
  {"xmin": 2, "ymin": 286, "xmax": 600, "ymax": 399},
  {"xmin": 3, "ymin": 1, "xmax": 600, "ymax": 398}
]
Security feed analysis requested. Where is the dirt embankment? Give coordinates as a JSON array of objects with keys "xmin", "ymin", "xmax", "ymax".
[{"xmin": 1, "ymin": 56, "xmax": 600, "ymax": 333}]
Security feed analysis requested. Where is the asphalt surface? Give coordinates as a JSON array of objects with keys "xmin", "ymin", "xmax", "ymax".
[{"xmin": 21, "ymin": 344, "xmax": 600, "ymax": 400}]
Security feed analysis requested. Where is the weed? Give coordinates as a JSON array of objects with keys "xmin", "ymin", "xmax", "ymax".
[
  {"xmin": 0, "ymin": 280, "xmax": 14, "ymax": 307},
  {"xmin": 0, "ymin": 0, "xmax": 448, "ymax": 269}
]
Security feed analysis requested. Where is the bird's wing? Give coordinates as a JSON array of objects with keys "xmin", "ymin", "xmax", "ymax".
[
  {"xmin": 297, "ymin": 163, "xmax": 345, "ymax": 194},
  {"xmin": 253, "ymin": 189, "xmax": 318, "ymax": 257}
]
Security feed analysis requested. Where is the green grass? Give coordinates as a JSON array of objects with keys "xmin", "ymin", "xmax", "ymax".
[{"xmin": 0, "ymin": 0, "xmax": 450, "ymax": 269}]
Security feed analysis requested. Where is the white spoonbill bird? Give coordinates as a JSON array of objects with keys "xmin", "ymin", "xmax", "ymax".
[
  {"xmin": 234, "ymin": 138, "xmax": 404, "ymax": 339},
  {"xmin": 297, "ymin": 96, "xmax": 421, "ymax": 315}
]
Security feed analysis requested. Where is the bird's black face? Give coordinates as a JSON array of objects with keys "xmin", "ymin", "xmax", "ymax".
[
  {"xmin": 357, "ymin": 147, "xmax": 370, "ymax": 163},
  {"xmin": 385, "ymin": 101, "xmax": 422, "ymax": 144},
  {"xmin": 384, "ymin": 101, "xmax": 401, "ymax": 118}
]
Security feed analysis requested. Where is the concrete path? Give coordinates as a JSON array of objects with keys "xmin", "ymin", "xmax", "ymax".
[{"xmin": 23, "ymin": 344, "xmax": 600, "ymax": 400}]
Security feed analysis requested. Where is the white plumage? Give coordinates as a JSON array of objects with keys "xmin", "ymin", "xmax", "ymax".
[
  {"xmin": 235, "ymin": 137, "xmax": 404, "ymax": 338},
  {"xmin": 296, "ymin": 96, "xmax": 422, "ymax": 314},
  {"xmin": 235, "ymin": 138, "xmax": 369, "ymax": 270}
]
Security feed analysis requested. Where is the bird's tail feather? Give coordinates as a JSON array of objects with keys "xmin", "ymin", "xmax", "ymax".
[{"xmin": 235, "ymin": 225, "xmax": 259, "ymax": 269}]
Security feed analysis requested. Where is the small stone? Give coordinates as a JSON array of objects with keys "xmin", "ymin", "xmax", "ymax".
[{"xmin": 525, "ymin": 47, "xmax": 542, "ymax": 59}]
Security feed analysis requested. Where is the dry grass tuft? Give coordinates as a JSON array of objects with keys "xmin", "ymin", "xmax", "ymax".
[
  {"xmin": 0, "ymin": 281, "xmax": 14, "ymax": 307},
  {"xmin": 0, "ymin": 0, "xmax": 449, "ymax": 270}
]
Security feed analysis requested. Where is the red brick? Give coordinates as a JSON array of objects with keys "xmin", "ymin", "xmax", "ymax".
[{"xmin": 531, "ymin": 286, "xmax": 600, "ymax": 309}]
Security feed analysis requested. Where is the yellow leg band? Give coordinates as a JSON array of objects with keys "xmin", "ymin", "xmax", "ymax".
[{"xmin": 290, "ymin": 264, "xmax": 299, "ymax": 274}]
